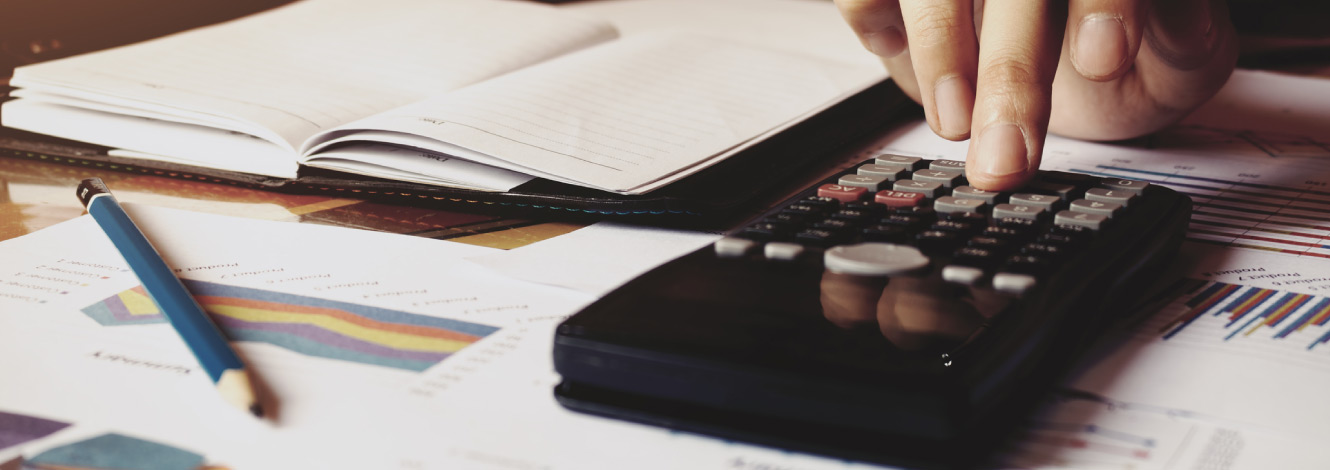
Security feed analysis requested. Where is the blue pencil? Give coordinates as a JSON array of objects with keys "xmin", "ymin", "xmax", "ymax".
[{"xmin": 77, "ymin": 178, "xmax": 264, "ymax": 418}]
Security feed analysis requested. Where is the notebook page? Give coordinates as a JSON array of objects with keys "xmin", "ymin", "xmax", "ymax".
[
  {"xmin": 8, "ymin": 0, "xmax": 617, "ymax": 151},
  {"xmin": 307, "ymin": 33, "xmax": 878, "ymax": 193}
]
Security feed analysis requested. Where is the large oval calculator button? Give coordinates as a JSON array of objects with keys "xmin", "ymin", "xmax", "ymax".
[{"xmin": 824, "ymin": 243, "xmax": 930, "ymax": 277}]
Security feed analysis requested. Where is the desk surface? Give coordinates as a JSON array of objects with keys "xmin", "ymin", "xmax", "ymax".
[{"xmin": 0, "ymin": 155, "xmax": 586, "ymax": 247}]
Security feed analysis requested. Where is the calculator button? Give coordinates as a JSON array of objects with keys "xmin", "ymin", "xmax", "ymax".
[
  {"xmin": 1028, "ymin": 180, "xmax": 1079, "ymax": 201},
  {"xmin": 893, "ymin": 206, "xmax": 937, "ymax": 217},
  {"xmin": 843, "ymin": 201, "xmax": 887, "ymax": 215},
  {"xmin": 875, "ymin": 190, "xmax": 926, "ymax": 208},
  {"xmin": 824, "ymin": 243, "xmax": 931, "ymax": 277},
  {"xmin": 813, "ymin": 218, "xmax": 855, "ymax": 231},
  {"xmin": 839, "ymin": 174, "xmax": 891, "ymax": 192},
  {"xmin": 801, "ymin": 196, "xmax": 840, "ymax": 210},
  {"xmin": 995, "ymin": 217, "xmax": 1039, "ymax": 232},
  {"xmin": 943, "ymin": 211, "xmax": 987, "ymax": 224},
  {"xmin": 912, "ymin": 169, "xmax": 964, "ymax": 188},
  {"xmin": 714, "ymin": 237, "xmax": 756, "ymax": 257},
  {"xmin": 857, "ymin": 164, "xmax": 908, "ymax": 181},
  {"xmin": 1069, "ymin": 199, "xmax": 1122, "ymax": 218},
  {"xmin": 915, "ymin": 230, "xmax": 963, "ymax": 255},
  {"xmin": 831, "ymin": 209, "xmax": 875, "ymax": 224},
  {"xmin": 1084, "ymin": 187, "xmax": 1136, "ymax": 207},
  {"xmin": 1054, "ymin": 210, "xmax": 1109, "ymax": 231},
  {"xmin": 968, "ymin": 236, "xmax": 1014, "ymax": 252},
  {"xmin": 862, "ymin": 225, "xmax": 910, "ymax": 243},
  {"xmin": 1003, "ymin": 254, "xmax": 1053, "ymax": 275},
  {"xmin": 1008, "ymin": 193, "xmax": 1062, "ymax": 211},
  {"xmin": 768, "ymin": 212, "xmax": 813, "ymax": 226},
  {"xmin": 874, "ymin": 154, "xmax": 925, "ymax": 170},
  {"xmin": 1100, "ymin": 177, "xmax": 1150, "ymax": 194},
  {"xmin": 1039, "ymin": 170, "xmax": 1098, "ymax": 186},
  {"xmin": 929, "ymin": 159, "xmax": 966, "ymax": 171},
  {"xmin": 894, "ymin": 180, "xmax": 944, "ymax": 198},
  {"xmin": 934, "ymin": 196, "xmax": 987, "ymax": 214},
  {"xmin": 932, "ymin": 220, "xmax": 981, "ymax": 234},
  {"xmin": 993, "ymin": 273, "xmax": 1038, "ymax": 295},
  {"xmin": 952, "ymin": 247, "xmax": 1002, "ymax": 268},
  {"xmin": 881, "ymin": 214, "xmax": 928, "ymax": 230},
  {"xmin": 817, "ymin": 184, "xmax": 868, "ymax": 202},
  {"xmin": 952, "ymin": 186, "xmax": 1001, "ymax": 205},
  {"xmin": 943, "ymin": 265, "xmax": 985, "ymax": 285},
  {"xmin": 795, "ymin": 229, "xmax": 847, "ymax": 248},
  {"xmin": 764, "ymin": 242, "xmax": 805, "ymax": 261},
  {"xmin": 738, "ymin": 223, "xmax": 792, "ymax": 241},
  {"xmin": 1021, "ymin": 243, "xmax": 1065, "ymax": 257},
  {"xmin": 992, "ymin": 203, "xmax": 1043, "ymax": 220}
]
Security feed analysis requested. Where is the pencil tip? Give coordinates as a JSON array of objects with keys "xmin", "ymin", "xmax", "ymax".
[{"xmin": 249, "ymin": 403, "xmax": 265, "ymax": 418}]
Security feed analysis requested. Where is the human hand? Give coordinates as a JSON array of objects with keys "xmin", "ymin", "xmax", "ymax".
[{"xmin": 835, "ymin": 0, "xmax": 1239, "ymax": 190}]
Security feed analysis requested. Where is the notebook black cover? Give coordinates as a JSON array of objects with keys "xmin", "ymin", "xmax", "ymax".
[{"xmin": 0, "ymin": 80, "xmax": 915, "ymax": 228}]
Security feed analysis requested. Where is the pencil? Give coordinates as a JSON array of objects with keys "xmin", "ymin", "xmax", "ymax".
[{"xmin": 76, "ymin": 178, "xmax": 264, "ymax": 418}]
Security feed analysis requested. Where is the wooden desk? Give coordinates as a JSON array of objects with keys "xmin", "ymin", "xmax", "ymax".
[{"xmin": 0, "ymin": 155, "xmax": 585, "ymax": 246}]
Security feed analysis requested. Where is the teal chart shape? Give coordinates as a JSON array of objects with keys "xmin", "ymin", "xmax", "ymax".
[{"xmin": 24, "ymin": 433, "xmax": 204, "ymax": 470}]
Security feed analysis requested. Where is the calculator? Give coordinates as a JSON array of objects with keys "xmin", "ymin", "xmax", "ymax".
[{"xmin": 552, "ymin": 155, "xmax": 1191, "ymax": 468}]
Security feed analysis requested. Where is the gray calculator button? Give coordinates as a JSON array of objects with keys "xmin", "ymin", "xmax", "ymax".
[
  {"xmin": 764, "ymin": 242, "xmax": 805, "ymax": 261},
  {"xmin": 1101, "ymin": 177, "xmax": 1149, "ymax": 194},
  {"xmin": 714, "ymin": 237, "xmax": 756, "ymax": 257},
  {"xmin": 935, "ymin": 196, "xmax": 987, "ymax": 214},
  {"xmin": 943, "ymin": 265, "xmax": 985, "ymax": 285},
  {"xmin": 1028, "ymin": 180, "xmax": 1077, "ymax": 201},
  {"xmin": 825, "ymin": 243, "xmax": 931, "ymax": 277},
  {"xmin": 1054, "ymin": 210, "xmax": 1109, "ymax": 230},
  {"xmin": 930, "ymin": 159, "xmax": 966, "ymax": 171},
  {"xmin": 1009, "ymin": 193, "xmax": 1060, "ymax": 211},
  {"xmin": 1070, "ymin": 199, "xmax": 1122, "ymax": 218},
  {"xmin": 893, "ymin": 179, "xmax": 944, "ymax": 198},
  {"xmin": 992, "ymin": 203, "xmax": 1044, "ymax": 220},
  {"xmin": 912, "ymin": 169, "xmax": 963, "ymax": 188},
  {"xmin": 857, "ymin": 164, "xmax": 907, "ymax": 181},
  {"xmin": 1084, "ymin": 187, "xmax": 1135, "ymax": 207},
  {"xmin": 874, "ymin": 154, "xmax": 924, "ymax": 170},
  {"xmin": 993, "ymin": 273, "xmax": 1038, "ymax": 295},
  {"xmin": 952, "ymin": 186, "xmax": 1000, "ymax": 204},
  {"xmin": 839, "ymin": 174, "xmax": 890, "ymax": 192}
]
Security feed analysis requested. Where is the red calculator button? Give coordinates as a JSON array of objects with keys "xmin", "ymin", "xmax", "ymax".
[
  {"xmin": 875, "ymin": 190, "xmax": 925, "ymax": 208},
  {"xmin": 817, "ymin": 184, "xmax": 868, "ymax": 202}
]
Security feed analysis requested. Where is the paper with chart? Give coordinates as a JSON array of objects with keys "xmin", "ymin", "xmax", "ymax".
[
  {"xmin": 872, "ymin": 69, "xmax": 1330, "ymax": 469},
  {"xmin": 0, "ymin": 206, "xmax": 899, "ymax": 469}
]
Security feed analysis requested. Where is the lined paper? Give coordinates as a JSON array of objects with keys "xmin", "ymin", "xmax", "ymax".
[
  {"xmin": 310, "ymin": 34, "xmax": 875, "ymax": 193},
  {"xmin": 9, "ymin": 0, "xmax": 617, "ymax": 150}
]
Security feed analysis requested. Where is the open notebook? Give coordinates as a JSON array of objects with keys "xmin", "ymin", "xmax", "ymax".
[{"xmin": 0, "ymin": 0, "xmax": 907, "ymax": 220}]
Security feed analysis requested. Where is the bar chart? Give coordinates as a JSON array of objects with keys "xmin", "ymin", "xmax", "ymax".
[
  {"xmin": 1073, "ymin": 165, "xmax": 1330, "ymax": 259},
  {"xmin": 1147, "ymin": 279, "xmax": 1330, "ymax": 355}
]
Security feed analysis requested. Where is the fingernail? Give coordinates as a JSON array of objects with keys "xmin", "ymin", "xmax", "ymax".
[
  {"xmin": 864, "ymin": 27, "xmax": 906, "ymax": 58},
  {"xmin": 977, "ymin": 124, "xmax": 1030, "ymax": 177},
  {"xmin": 933, "ymin": 76, "xmax": 973, "ymax": 138},
  {"xmin": 1074, "ymin": 16, "xmax": 1128, "ymax": 78}
]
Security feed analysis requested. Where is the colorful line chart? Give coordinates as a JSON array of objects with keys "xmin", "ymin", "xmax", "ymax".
[
  {"xmin": 1148, "ymin": 279, "xmax": 1330, "ymax": 354},
  {"xmin": 1074, "ymin": 165, "xmax": 1330, "ymax": 259},
  {"xmin": 81, "ymin": 281, "xmax": 500, "ymax": 372}
]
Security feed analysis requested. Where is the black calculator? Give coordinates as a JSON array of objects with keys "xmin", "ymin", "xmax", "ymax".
[{"xmin": 552, "ymin": 155, "xmax": 1191, "ymax": 468}]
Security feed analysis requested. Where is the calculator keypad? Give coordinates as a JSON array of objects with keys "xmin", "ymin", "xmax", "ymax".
[{"xmin": 717, "ymin": 154, "xmax": 1154, "ymax": 296}]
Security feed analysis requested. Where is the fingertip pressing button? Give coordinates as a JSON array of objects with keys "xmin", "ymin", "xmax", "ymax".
[{"xmin": 824, "ymin": 242, "xmax": 931, "ymax": 277}]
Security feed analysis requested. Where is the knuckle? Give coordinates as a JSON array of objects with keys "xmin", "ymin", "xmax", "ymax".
[
  {"xmin": 979, "ymin": 53, "xmax": 1046, "ymax": 90},
  {"xmin": 835, "ymin": 0, "xmax": 898, "ymax": 23},
  {"xmin": 906, "ymin": 4, "xmax": 967, "ymax": 48}
]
